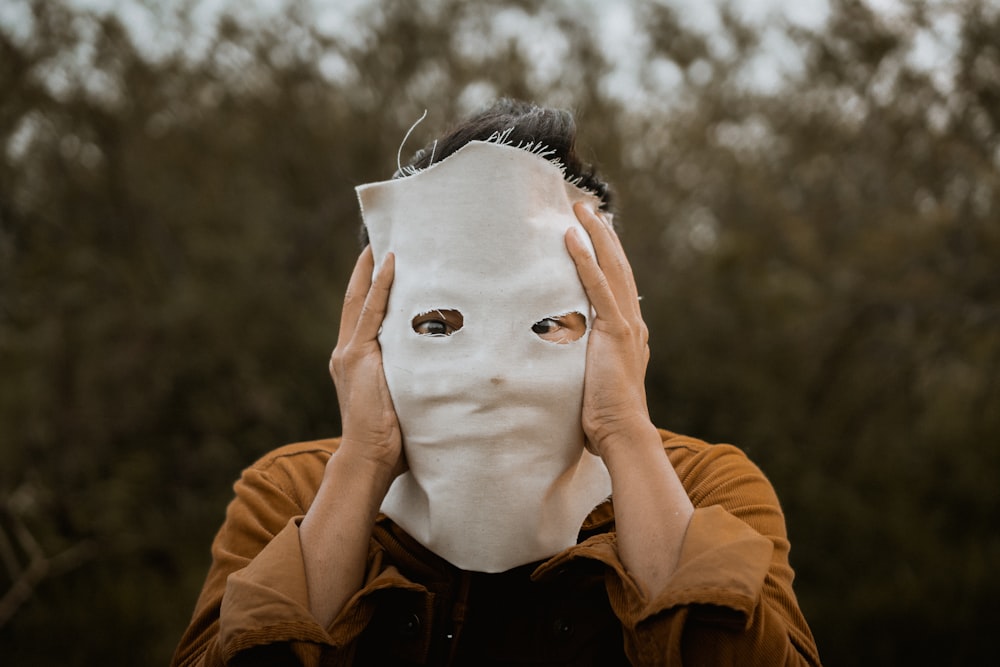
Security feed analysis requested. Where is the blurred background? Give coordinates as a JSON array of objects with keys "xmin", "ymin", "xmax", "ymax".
[{"xmin": 1, "ymin": 0, "xmax": 997, "ymax": 663}]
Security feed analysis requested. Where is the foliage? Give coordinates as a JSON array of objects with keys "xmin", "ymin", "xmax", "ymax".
[{"xmin": 1, "ymin": 0, "xmax": 997, "ymax": 663}]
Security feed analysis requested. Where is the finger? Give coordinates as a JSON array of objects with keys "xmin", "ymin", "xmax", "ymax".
[
  {"xmin": 574, "ymin": 202, "xmax": 637, "ymax": 293},
  {"xmin": 565, "ymin": 227, "xmax": 622, "ymax": 324},
  {"xmin": 353, "ymin": 252, "xmax": 395, "ymax": 344},
  {"xmin": 573, "ymin": 202, "xmax": 639, "ymax": 306},
  {"xmin": 338, "ymin": 246, "xmax": 375, "ymax": 345}
]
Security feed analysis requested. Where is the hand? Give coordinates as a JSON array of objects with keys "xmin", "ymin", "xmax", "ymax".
[
  {"xmin": 565, "ymin": 203, "xmax": 656, "ymax": 460},
  {"xmin": 567, "ymin": 205, "xmax": 694, "ymax": 595},
  {"xmin": 329, "ymin": 246, "xmax": 405, "ymax": 480}
]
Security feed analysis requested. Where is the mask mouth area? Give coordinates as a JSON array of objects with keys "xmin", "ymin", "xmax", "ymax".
[
  {"xmin": 412, "ymin": 309, "xmax": 464, "ymax": 337},
  {"xmin": 531, "ymin": 311, "xmax": 587, "ymax": 344}
]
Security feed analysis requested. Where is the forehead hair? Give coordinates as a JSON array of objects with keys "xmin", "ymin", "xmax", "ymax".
[{"xmin": 358, "ymin": 99, "xmax": 614, "ymax": 246}]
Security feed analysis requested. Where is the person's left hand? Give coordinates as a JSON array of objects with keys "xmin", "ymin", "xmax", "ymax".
[{"xmin": 565, "ymin": 202, "xmax": 655, "ymax": 460}]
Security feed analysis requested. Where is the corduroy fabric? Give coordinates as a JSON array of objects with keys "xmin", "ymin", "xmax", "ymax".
[{"xmin": 171, "ymin": 431, "xmax": 821, "ymax": 666}]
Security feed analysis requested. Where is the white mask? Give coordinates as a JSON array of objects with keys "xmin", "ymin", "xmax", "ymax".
[{"xmin": 357, "ymin": 141, "xmax": 612, "ymax": 572}]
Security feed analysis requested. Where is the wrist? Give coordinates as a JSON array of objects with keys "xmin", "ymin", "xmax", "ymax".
[
  {"xmin": 329, "ymin": 441, "xmax": 401, "ymax": 497},
  {"xmin": 593, "ymin": 419, "xmax": 663, "ymax": 471}
]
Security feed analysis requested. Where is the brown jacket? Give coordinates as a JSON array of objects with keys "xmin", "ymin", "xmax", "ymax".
[{"xmin": 172, "ymin": 431, "xmax": 821, "ymax": 666}]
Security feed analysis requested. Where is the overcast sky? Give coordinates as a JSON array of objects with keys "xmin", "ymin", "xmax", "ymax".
[{"xmin": 1, "ymin": 0, "xmax": 963, "ymax": 101}]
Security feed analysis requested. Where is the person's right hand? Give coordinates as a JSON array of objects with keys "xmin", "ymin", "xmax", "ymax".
[
  {"xmin": 329, "ymin": 246, "xmax": 405, "ymax": 481},
  {"xmin": 301, "ymin": 247, "xmax": 403, "ymax": 627}
]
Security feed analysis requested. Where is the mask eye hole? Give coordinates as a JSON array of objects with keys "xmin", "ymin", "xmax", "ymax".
[
  {"xmin": 531, "ymin": 312, "xmax": 587, "ymax": 344},
  {"xmin": 412, "ymin": 309, "xmax": 464, "ymax": 336}
]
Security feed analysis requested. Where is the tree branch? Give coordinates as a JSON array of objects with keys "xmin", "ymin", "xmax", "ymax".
[{"xmin": 0, "ymin": 515, "xmax": 96, "ymax": 629}]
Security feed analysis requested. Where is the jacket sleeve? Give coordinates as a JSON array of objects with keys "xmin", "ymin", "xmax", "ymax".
[
  {"xmin": 171, "ymin": 442, "xmax": 399, "ymax": 667},
  {"xmin": 559, "ymin": 436, "xmax": 822, "ymax": 666}
]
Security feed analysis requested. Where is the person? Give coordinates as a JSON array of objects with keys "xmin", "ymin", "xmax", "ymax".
[{"xmin": 171, "ymin": 99, "xmax": 821, "ymax": 666}]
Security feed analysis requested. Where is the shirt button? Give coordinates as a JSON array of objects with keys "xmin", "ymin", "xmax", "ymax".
[
  {"xmin": 551, "ymin": 617, "xmax": 575, "ymax": 640},
  {"xmin": 396, "ymin": 612, "xmax": 422, "ymax": 639}
]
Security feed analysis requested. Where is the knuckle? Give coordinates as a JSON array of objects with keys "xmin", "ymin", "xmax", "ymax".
[
  {"xmin": 343, "ymin": 289, "xmax": 362, "ymax": 306},
  {"xmin": 330, "ymin": 346, "xmax": 352, "ymax": 369}
]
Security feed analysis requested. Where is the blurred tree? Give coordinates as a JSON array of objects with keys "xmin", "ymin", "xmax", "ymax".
[
  {"xmin": 0, "ymin": 0, "xmax": 997, "ymax": 664},
  {"xmin": 619, "ymin": 0, "xmax": 1000, "ymax": 663}
]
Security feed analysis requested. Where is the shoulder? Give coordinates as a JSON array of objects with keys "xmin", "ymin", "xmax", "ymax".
[
  {"xmin": 247, "ymin": 438, "xmax": 341, "ymax": 471},
  {"xmin": 659, "ymin": 429, "xmax": 772, "ymax": 494},
  {"xmin": 584, "ymin": 430, "xmax": 778, "ymax": 532},
  {"xmin": 658, "ymin": 428, "xmax": 747, "ymax": 461},
  {"xmin": 656, "ymin": 428, "xmax": 787, "ymax": 539},
  {"xmin": 234, "ymin": 438, "xmax": 342, "ymax": 513}
]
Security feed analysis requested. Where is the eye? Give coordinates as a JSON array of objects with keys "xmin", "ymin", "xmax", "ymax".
[
  {"xmin": 415, "ymin": 319, "xmax": 449, "ymax": 336},
  {"xmin": 531, "ymin": 312, "xmax": 586, "ymax": 344},
  {"xmin": 412, "ymin": 309, "xmax": 464, "ymax": 336},
  {"xmin": 531, "ymin": 318, "xmax": 559, "ymax": 335}
]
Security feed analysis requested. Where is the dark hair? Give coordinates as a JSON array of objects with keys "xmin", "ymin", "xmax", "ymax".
[{"xmin": 359, "ymin": 99, "xmax": 614, "ymax": 245}]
